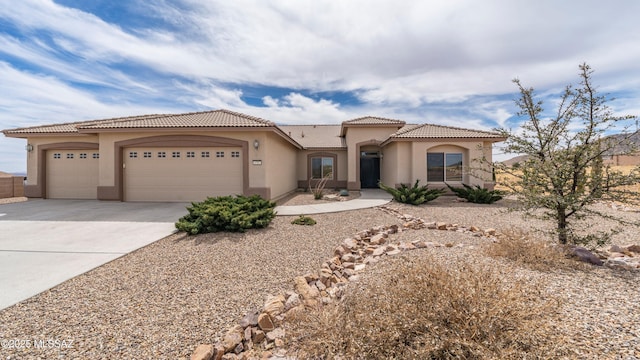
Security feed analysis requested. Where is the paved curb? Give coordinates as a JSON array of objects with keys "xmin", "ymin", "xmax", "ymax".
[{"xmin": 274, "ymin": 190, "xmax": 392, "ymax": 215}]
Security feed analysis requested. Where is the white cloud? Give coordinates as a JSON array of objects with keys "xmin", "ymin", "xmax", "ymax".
[{"xmin": 2, "ymin": 0, "xmax": 640, "ymax": 170}]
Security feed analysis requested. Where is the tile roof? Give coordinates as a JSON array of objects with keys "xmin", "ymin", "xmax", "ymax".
[
  {"xmin": 2, "ymin": 110, "xmax": 274, "ymax": 135},
  {"xmin": 342, "ymin": 116, "xmax": 406, "ymax": 125},
  {"xmin": 389, "ymin": 123, "xmax": 505, "ymax": 140},
  {"xmin": 79, "ymin": 110, "xmax": 274, "ymax": 130},
  {"xmin": 279, "ymin": 125, "xmax": 345, "ymax": 148}
]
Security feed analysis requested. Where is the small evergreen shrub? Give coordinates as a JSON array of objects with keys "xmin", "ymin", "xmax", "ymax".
[
  {"xmin": 291, "ymin": 215, "xmax": 316, "ymax": 226},
  {"xmin": 175, "ymin": 195, "xmax": 276, "ymax": 234},
  {"xmin": 446, "ymin": 183, "xmax": 504, "ymax": 204},
  {"xmin": 379, "ymin": 179, "xmax": 444, "ymax": 205}
]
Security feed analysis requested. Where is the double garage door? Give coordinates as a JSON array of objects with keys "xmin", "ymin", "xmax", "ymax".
[
  {"xmin": 46, "ymin": 147, "xmax": 243, "ymax": 202},
  {"xmin": 123, "ymin": 147, "xmax": 243, "ymax": 202}
]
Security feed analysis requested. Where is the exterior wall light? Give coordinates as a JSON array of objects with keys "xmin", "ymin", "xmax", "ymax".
[
  {"xmin": 253, "ymin": 140, "xmax": 260, "ymax": 149},
  {"xmin": 25, "ymin": 144, "xmax": 34, "ymax": 152}
]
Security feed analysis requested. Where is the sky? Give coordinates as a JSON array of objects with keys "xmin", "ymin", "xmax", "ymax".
[{"xmin": 1, "ymin": 0, "xmax": 639, "ymax": 173}]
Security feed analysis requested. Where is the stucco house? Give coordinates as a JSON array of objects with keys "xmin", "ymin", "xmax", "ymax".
[{"xmin": 2, "ymin": 109, "xmax": 506, "ymax": 202}]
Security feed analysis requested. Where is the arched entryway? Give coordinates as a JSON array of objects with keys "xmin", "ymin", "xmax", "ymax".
[{"xmin": 359, "ymin": 146, "xmax": 381, "ymax": 188}]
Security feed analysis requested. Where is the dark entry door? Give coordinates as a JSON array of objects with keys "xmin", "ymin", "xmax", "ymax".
[{"xmin": 360, "ymin": 157, "xmax": 380, "ymax": 188}]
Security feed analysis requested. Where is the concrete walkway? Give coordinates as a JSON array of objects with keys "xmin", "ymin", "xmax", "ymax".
[{"xmin": 274, "ymin": 189, "xmax": 392, "ymax": 215}]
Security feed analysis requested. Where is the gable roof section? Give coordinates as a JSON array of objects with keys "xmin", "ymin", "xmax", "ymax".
[
  {"xmin": 3, "ymin": 109, "xmax": 302, "ymax": 149},
  {"xmin": 340, "ymin": 116, "xmax": 406, "ymax": 136},
  {"xmin": 279, "ymin": 125, "xmax": 345, "ymax": 149},
  {"xmin": 384, "ymin": 123, "xmax": 505, "ymax": 143},
  {"xmin": 78, "ymin": 110, "xmax": 274, "ymax": 130},
  {"xmin": 342, "ymin": 116, "xmax": 406, "ymax": 125}
]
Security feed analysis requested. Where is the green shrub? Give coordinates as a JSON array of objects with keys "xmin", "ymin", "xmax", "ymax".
[
  {"xmin": 175, "ymin": 195, "xmax": 276, "ymax": 235},
  {"xmin": 379, "ymin": 179, "xmax": 444, "ymax": 205},
  {"xmin": 291, "ymin": 215, "xmax": 316, "ymax": 226},
  {"xmin": 446, "ymin": 183, "xmax": 504, "ymax": 204}
]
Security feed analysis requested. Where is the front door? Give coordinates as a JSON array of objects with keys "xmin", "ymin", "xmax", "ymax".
[{"xmin": 360, "ymin": 157, "xmax": 380, "ymax": 188}]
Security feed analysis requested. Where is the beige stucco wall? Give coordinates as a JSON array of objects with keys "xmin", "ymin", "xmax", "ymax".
[
  {"xmin": 604, "ymin": 154, "xmax": 640, "ymax": 166},
  {"xmin": 264, "ymin": 132, "xmax": 298, "ymax": 200},
  {"xmin": 380, "ymin": 141, "xmax": 412, "ymax": 187}
]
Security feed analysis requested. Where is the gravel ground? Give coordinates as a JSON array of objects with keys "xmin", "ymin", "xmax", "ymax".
[
  {"xmin": 0, "ymin": 208, "xmax": 400, "ymax": 359},
  {"xmin": 0, "ymin": 196, "xmax": 638, "ymax": 359}
]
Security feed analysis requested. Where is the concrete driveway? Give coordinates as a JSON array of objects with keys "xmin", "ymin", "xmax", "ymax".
[{"xmin": 0, "ymin": 199, "xmax": 188, "ymax": 310}]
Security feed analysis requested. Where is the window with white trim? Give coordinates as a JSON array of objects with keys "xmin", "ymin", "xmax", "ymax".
[
  {"xmin": 53, "ymin": 153, "xmax": 61, "ymax": 159},
  {"xmin": 311, "ymin": 157, "xmax": 333, "ymax": 178},
  {"xmin": 66, "ymin": 153, "xmax": 74, "ymax": 159},
  {"xmin": 216, "ymin": 151, "xmax": 224, "ymax": 158},
  {"xmin": 158, "ymin": 151, "xmax": 166, "ymax": 158},
  {"xmin": 143, "ymin": 152, "xmax": 152, "ymax": 158},
  {"xmin": 186, "ymin": 151, "xmax": 195, "ymax": 158},
  {"xmin": 129, "ymin": 152, "xmax": 138, "ymax": 158},
  {"xmin": 92, "ymin": 153, "xmax": 99, "ymax": 159},
  {"xmin": 172, "ymin": 151, "xmax": 181, "ymax": 158},
  {"xmin": 427, "ymin": 152, "xmax": 463, "ymax": 182},
  {"xmin": 79, "ymin": 153, "xmax": 87, "ymax": 159},
  {"xmin": 231, "ymin": 151, "xmax": 240, "ymax": 158},
  {"xmin": 201, "ymin": 151, "xmax": 210, "ymax": 158}
]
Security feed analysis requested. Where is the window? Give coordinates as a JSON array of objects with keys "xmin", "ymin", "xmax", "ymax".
[
  {"xmin": 186, "ymin": 151, "xmax": 195, "ymax": 158},
  {"xmin": 158, "ymin": 151, "xmax": 166, "ymax": 158},
  {"xmin": 231, "ymin": 151, "xmax": 240, "ymax": 158},
  {"xmin": 216, "ymin": 151, "xmax": 225, "ymax": 158},
  {"xmin": 129, "ymin": 152, "xmax": 138, "ymax": 158},
  {"xmin": 53, "ymin": 153, "xmax": 61, "ymax": 159},
  {"xmin": 143, "ymin": 152, "xmax": 152, "ymax": 158},
  {"xmin": 427, "ymin": 152, "xmax": 463, "ymax": 182},
  {"xmin": 92, "ymin": 153, "xmax": 99, "ymax": 159},
  {"xmin": 66, "ymin": 153, "xmax": 74, "ymax": 159},
  {"xmin": 172, "ymin": 151, "xmax": 181, "ymax": 158},
  {"xmin": 201, "ymin": 151, "xmax": 210, "ymax": 158},
  {"xmin": 79, "ymin": 153, "xmax": 87, "ymax": 159},
  {"xmin": 311, "ymin": 157, "xmax": 334, "ymax": 178}
]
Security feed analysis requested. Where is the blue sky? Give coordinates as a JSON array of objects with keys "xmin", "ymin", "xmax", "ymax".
[{"xmin": 1, "ymin": 0, "xmax": 639, "ymax": 173}]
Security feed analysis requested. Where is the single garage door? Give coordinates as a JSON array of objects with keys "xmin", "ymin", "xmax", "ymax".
[
  {"xmin": 123, "ymin": 147, "xmax": 243, "ymax": 202},
  {"xmin": 46, "ymin": 150, "xmax": 99, "ymax": 199}
]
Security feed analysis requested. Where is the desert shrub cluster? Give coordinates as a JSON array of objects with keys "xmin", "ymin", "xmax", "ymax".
[
  {"xmin": 175, "ymin": 195, "xmax": 276, "ymax": 234},
  {"xmin": 378, "ymin": 180, "xmax": 445, "ymax": 205},
  {"xmin": 446, "ymin": 183, "xmax": 504, "ymax": 204},
  {"xmin": 287, "ymin": 254, "xmax": 565, "ymax": 359},
  {"xmin": 486, "ymin": 229, "xmax": 589, "ymax": 272}
]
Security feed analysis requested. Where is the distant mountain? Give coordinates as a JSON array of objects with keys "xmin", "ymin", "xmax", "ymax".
[
  {"xmin": 604, "ymin": 131, "xmax": 640, "ymax": 155},
  {"xmin": 500, "ymin": 155, "xmax": 529, "ymax": 167}
]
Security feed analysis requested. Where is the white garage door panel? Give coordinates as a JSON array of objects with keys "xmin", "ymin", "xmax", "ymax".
[
  {"xmin": 47, "ymin": 150, "xmax": 99, "ymax": 199},
  {"xmin": 124, "ymin": 147, "xmax": 243, "ymax": 202}
]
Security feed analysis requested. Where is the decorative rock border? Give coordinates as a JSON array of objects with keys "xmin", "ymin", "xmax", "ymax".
[{"xmin": 190, "ymin": 205, "xmax": 640, "ymax": 360}]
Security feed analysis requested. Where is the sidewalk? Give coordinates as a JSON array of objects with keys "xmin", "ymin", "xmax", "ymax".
[{"xmin": 274, "ymin": 189, "xmax": 392, "ymax": 215}]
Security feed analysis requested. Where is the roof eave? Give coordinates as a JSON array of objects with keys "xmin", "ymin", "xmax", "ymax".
[
  {"xmin": 2, "ymin": 131, "xmax": 88, "ymax": 138},
  {"xmin": 340, "ymin": 123, "xmax": 405, "ymax": 136},
  {"xmin": 380, "ymin": 136, "xmax": 507, "ymax": 146}
]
